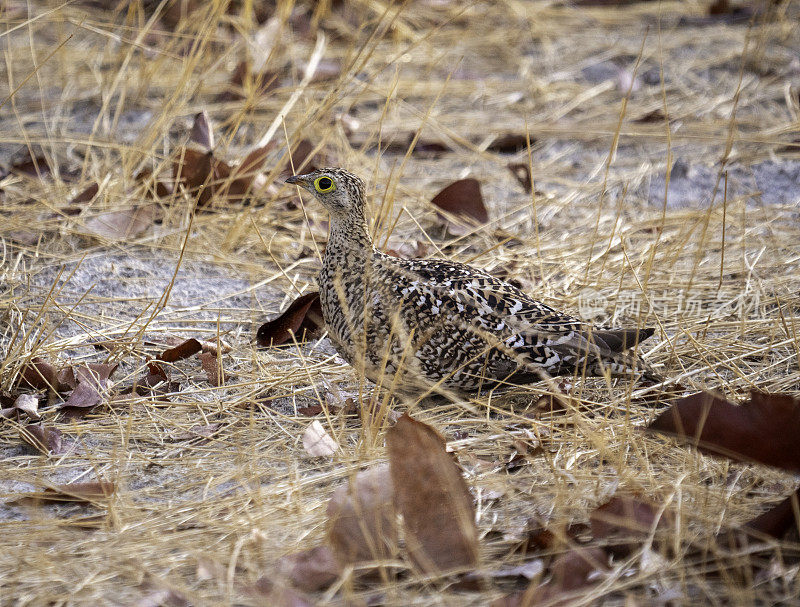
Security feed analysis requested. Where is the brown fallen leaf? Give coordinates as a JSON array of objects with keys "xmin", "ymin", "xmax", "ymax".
[
  {"xmin": 173, "ymin": 135, "xmax": 271, "ymax": 207},
  {"xmin": 276, "ymin": 545, "xmax": 342, "ymax": 592},
  {"xmin": 56, "ymin": 366, "xmax": 78, "ymax": 390},
  {"xmin": 589, "ymin": 494, "xmax": 673, "ymax": 556},
  {"xmin": 250, "ymin": 577, "xmax": 314, "ymax": 607},
  {"xmin": 198, "ymin": 351, "xmax": 224, "ymax": 386},
  {"xmin": 7, "ymin": 230, "xmax": 40, "ymax": 245},
  {"xmin": 80, "ymin": 205, "xmax": 156, "ymax": 241},
  {"xmin": 327, "ymin": 463, "xmax": 398, "ymax": 565},
  {"xmin": 633, "ymin": 108, "xmax": 667, "ymax": 123},
  {"xmin": 64, "ymin": 182, "xmax": 100, "ymax": 214},
  {"xmin": 302, "ymin": 420, "xmax": 339, "ymax": 457},
  {"xmin": 510, "ymin": 521, "xmax": 588, "ymax": 556},
  {"xmin": 128, "ymin": 368, "xmax": 179, "ymax": 397},
  {"xmin": 19, "ymin": 425, "xmax": 64, "ymax": 455},
  {"xmin": 506, "ymin": 438, "xmax": 544, "ymax": 472},
  {"xmin": 169, "ymin": 423, "xmax": 222, "ymax": 442},
  {"xmin": 60, "ymin": 363, "xmax": 118, "ymax": 410},
  {"xmin": 41, "ymin": 481, "xmax": 115, "ymax": 503},
  {"xmin": 408, "ymin": 134, "xmax": 451, "ymax": 157},
  {"xmin": 284, "ymin": 139, "xmax": 324, "ymax": 175},
  {"xmin": 386, "ymin": 414, "xmax": 479, "ymax": 574},
  {"xmin": 135, "ymin": 586, "xmax": 190, "ymax": 607},
  {"xmin": 487, "ymin": 133, "xmax": 533, "ymax": 154},
  {"xmin": 296, "ymin": 405, "xmax": 326, "ymax": 416},
  {"xmin": 10, "ymin": 481, "xmax": 116, "ymax": 508},
  {"xmin": 508, "ymin": 163, "xmax": 532, "ymax": 193},
  {"xmin": 12, "ymin": 393, "xmax": 41, "ymax": 420},
  {"xmin": 430, "ymin": 178, "xmax": 488, "ymax": 235},
  {"xmin": 646, "ymin": 390, "xmax": 800, "ymax": 473},
  {"xmin": 498, "ymin": 547, "xmax": 610, "ymax": 607},
  {"xmin": 0, "ymin": 390, "xmax": 14, "ymax": 408},
  {"xmin": 159, "ymin": 338, "xmax": 203, "ymax": 363},
  {"xmin": 190, "ymin": 110, "xmax": 214, "ymax": 151},
  {"xmin": 134, "ymin": 168, "xmax": 173, "ymax": 200},
  {"xmin": 10, "ymin": 151, "xmax": 51, "ymax": 178},
  {"xmin": 173, "ymin": 147, "xmax": 221, "ymax": 207},
  {"xmin": 256, "ymin": 292, "xmax": 324, "ymax": 347},
  {"xmin": 223, "ymin": 145, "xmax": 271, "ymax": 200},
  {"xmin": 742, "ymin": 487, "xmax": 800, "ymax": 540},
  {"xmin": 20, "ymin": 357, "xmax": 60, "ymax": 391}
]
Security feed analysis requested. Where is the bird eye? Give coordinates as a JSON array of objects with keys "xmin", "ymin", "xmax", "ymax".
[{"xmin": 314, "ymin": 176, "xmax": 335, "ymax": 193}]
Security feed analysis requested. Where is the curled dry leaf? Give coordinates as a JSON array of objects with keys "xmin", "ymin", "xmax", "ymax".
[
  {"xmin": 302, "ymin": 420, "xmax": 339, "ymax": 457},
  {"xmin": 646, "ymin": 390, "xmax": 800, "ymax": 473},
  {"xmin": 20, "ymin": 425, "xmax": 64, "ymax": 455},
  {"xmin": 327, "ymin": 463, "xmax": 398, "ymax": 565},
  {"xmin": 13, "ymin": 393, "xmax": 40, "ymax": 420},
  {"xmin": 386, "ymin": 414, "xmax": 479, "ymax": 574},
  {"xmin": 256, "ymin": 292, "xmax": 324, "ymax": 347},
  {"xmin": 276, "ymin": 545, "xmax": 342, "ymax": 592},
  {"xmin": 159, "ymin": 338, "xmax": 203, "ymax": 363},
  {"xmin": 430, "ymin": 178, "xmax": 488, "ymax": 235},
  {"xmin": 134, "ymin": 168, "xmax": 173, "ymax": 200},
  {"xmin": 198, "ymin": 351, "xmax": 224, "ymax": 387},
  {"xmin": 200, "ymin": 338, "xmax": 232, "ymax": 356}
]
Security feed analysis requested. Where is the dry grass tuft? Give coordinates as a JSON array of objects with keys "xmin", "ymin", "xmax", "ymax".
[{"xmin": 1, "ymin": 0, "xmax": 798, "ymax": 604}]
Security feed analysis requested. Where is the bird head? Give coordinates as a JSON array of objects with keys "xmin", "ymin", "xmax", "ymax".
[{"xmin": 286, "ymin": 168, "xmax": 366, "ymax": 218}]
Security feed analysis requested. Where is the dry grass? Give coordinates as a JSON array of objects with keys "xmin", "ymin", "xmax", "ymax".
[{"xmin": 1, "ymin": 0, "xmax": 799, "ymax": 604}]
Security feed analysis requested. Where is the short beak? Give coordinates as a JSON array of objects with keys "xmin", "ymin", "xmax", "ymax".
[{"xmin": 285, "ymin": 174, "xmax": 311, "ymax": 188}]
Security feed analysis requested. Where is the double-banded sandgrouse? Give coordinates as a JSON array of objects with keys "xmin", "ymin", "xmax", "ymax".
[{"xmin": 286, "ymin": 168, "xmax": 659, "ymax": 394}]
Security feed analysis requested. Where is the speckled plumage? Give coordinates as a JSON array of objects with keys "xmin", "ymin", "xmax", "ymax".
[{"xmin": 286, "ymin": 168, "xmax": 659, "ymax": 393}]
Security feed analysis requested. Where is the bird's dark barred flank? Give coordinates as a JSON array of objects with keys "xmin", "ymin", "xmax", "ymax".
[{"xmin": 287, "ymin": 168, "xmax": 660, "ymax": 394}]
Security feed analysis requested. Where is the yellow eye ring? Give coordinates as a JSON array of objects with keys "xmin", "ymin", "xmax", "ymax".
[{"xmin": 314, "ymin": 176, "xmax": 336, "ymax": 193}]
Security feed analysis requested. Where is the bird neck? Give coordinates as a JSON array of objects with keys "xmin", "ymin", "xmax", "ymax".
[{"xmin": 326, "ymin": 210, "xmax": 374, "ymax": 256}]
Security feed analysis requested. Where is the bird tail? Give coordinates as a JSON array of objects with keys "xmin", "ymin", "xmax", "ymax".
[{"xmin": 585, "ymin": 327, "xmax": 661, "ymax": 383}]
